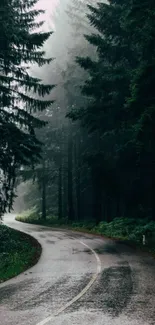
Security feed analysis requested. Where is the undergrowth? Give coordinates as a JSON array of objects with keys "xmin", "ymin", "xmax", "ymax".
[
  {"xmin": 16, "ymin": 210, "xmax": 155, "ymax": 254},
  {"xmin": 0, "ymin": 224, "xmax": 41, "ymax": 283}
]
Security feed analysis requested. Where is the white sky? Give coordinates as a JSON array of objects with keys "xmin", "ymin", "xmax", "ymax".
[
  {"xmin": 36, "ymin": 0, "xmax": 59, "ymax": 11},
  {"xmin": 34, "ymin": 0, "xmax": 60, "ymax": 30}
]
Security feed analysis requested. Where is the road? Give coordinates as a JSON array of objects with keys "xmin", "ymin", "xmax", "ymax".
[{"xmin": 0, "ymin": 214, "xmax": 155, "ymax": 325}]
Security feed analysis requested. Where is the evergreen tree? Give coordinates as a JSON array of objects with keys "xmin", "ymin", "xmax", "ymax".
[
  {"xmin": 124, "ymin": 0, "xmax": 155, "ymax": 218},
  {"xmin": 0, "ymin": 0, "xmax": 54, "ymax": 216},
  {"xmin": 68, "ymin": 1, "xmax": 140, "ymax": 222},
  {"xmin": 68, "ymin": 0, "xmax": 155, "ymax": 221},
  {"xmin": 15, "ymin": 0, "xmax": 155, "ymax": 223}
]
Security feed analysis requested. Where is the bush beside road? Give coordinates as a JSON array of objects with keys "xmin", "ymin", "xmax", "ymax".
[
  {"xmin": 16, "ymin": 210, "xmax": 155, "ymax": 256},
  {"xmin": 0, "ymin": 224, "xmax": 41, "ymax": 283}
]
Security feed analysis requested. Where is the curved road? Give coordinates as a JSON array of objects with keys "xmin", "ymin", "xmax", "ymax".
[{"xmin": 1, "ymin": 214, "xmax": 155, "ymax": 325}]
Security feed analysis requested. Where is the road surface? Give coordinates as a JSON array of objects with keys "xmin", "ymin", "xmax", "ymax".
[{"xmin": 0, "ymin": 214, "xmax": 155, "ymax": 325}]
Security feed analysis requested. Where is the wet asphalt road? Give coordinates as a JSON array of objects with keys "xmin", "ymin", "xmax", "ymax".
[{"xmin": 1, "ymin": 215, "xmax": 155, "ymax": 325}]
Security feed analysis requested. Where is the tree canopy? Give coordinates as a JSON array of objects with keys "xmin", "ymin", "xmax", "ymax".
[
  {"xmin": 0, "ymin": 0, "xmax": 54, "ymax": 215},
  {"xmin": 68, "ymin": 0, "xmax": 155, "ymax": 221},
  {"xmin": 13, "ymin": 0, "xmax": 155, "ymax": 224}
]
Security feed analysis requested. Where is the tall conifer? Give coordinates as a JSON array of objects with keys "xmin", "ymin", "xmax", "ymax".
[{"xmin": 0, "ymin": 0, "xmax": 54, "ymax": 215}]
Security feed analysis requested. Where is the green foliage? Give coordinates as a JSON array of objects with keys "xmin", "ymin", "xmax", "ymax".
[
  {"xmin": 72, "ymin": 221, "xmax": 96, "ymax": 230},
  {"xmin": 16, "ymin": 210, "xmax": 68, "ymax": 226},
  {"xmin": 0, "ymin": 224, "xmax": 41, "ymax": 282},
  {"xmin": 0, "ymin": 0, "xmax": 54, "ymax": 216},
  {"xmin": 67, "ymin": 0, "xmax": 155, "ymax": 221},
  {"xmin": 74, "ymin": 218, "xmax": 155, "ymax": 252},
  {"xmin": 15, "ymin": 212, "xmax": 155, "ymax": 254},
  {"xmin": 14, "ymin": 0, "xmax": 155, "ymax": 225}
]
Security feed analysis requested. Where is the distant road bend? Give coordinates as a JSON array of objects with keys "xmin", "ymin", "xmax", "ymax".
[{"xmin": 1, "ymin": 214, "xmax": 155, "ymax": 325}]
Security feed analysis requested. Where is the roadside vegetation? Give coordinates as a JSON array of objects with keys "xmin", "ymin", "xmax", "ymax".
[
  {"xmin": 16, "ymin": 210, "xmax": 155, "ymax": 255},
  {"xmin": 0, "ymin": 224, "xmax": 41, "ymax": 283},
  {"xmin": 14, "ymin": 1, "xmax": 155, "ymax": 239},
  {"xmin": 1, "ymin": 0, "xmax": 155, "ymax": 275}
]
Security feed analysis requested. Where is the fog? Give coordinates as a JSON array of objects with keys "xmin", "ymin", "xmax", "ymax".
[
  {"xmin": 32, "ymin": 0, "xmax": 96, "ymax": 80},
  {"xmin": 13, "ymin": 0, "xmax": 102, "ymax": 214}
]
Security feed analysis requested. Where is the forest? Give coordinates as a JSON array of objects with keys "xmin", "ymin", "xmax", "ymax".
[{"xmin": 1, "ymin": 0, "xmax": 155, "ymax": 244}]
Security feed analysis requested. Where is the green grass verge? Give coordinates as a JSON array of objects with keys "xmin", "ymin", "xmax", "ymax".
[
  {"xmin": 16, "ymin": 209, "xmax": 68, "ymax": 226},
  {"xmin": 0, "ymin": 224, "xmax": 42, "ymax": 283},
  {"xmin": 16, "ymin": 210, "xmax": 155, "ymax": 257}
]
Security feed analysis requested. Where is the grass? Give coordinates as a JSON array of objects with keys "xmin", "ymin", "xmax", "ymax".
[
  {"xmin": 16, "ymin": 209, "xmax": 68, "ymax": 226},
  {"xmin": 16, "ymin": 210, "xmax": 155, "ymax": 256},
  {"xmin": 0, "ymin": 224, "xmax": 42, "ymax": 283}
]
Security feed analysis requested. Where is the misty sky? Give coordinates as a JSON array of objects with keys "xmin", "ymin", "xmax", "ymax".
[
  {"xmin": 35, "ymin": 0, "xmax": 60, "ymax": 30},
  {"xmin": 36, "ymin": 0, "xmax": 59, "ymax": 12}
]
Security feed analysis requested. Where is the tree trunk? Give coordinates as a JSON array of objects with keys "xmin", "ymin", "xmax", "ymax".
[
  {"xmin": 41, "ymin": 163, "xmax": 46, "ymax": 220},
  {"xmin": 92, "ymin": 167, "xmax": 102, "ymax": 225},
  {"xmin": 58, "ymin": 161, "xmax": 63, "ymax": 220},
  {"xmin": 116, "ymin": 195, "xmax": 120, "ymax": 218},
  {"xmin": 68, "ymin": 131, "xmax": 75, "ymax": 222},
  {"xmin": 62, "ymin": 167, "xmax": 68, "ymax": 218},
  {"xmin": 74, "ymin": 135, "xmax": 81, "ymax": 221},
  {"xmin": 76, "ymin": 165, "xmax": 81, "ymax": 221}
]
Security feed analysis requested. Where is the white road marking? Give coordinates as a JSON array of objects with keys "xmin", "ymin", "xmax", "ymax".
[{"xmin": 36, "ymin": 240, "xmax": 101, "ymax": 325}]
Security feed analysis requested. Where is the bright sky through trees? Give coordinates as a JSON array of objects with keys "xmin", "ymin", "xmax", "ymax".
[{"xmin": 35, "ymin": 0, "xmax": 60, "ymax": 30}]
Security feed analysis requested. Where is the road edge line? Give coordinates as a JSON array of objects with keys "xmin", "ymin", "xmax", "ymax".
[{"xmin": 36, "ymin": 240, "xmax": 101, "ymax": 325}]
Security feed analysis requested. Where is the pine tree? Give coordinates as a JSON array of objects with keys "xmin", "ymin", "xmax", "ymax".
[
  {"xmin": 124, "ymin": 0, "xmax": 155, "ymax": 218},
  {"xmin": 69, "ymin": 1, "xmax": 138, "ymax": 221},
  {"xmin": 68, "ymin": 0, "xmax": 155, "ymax": 220},
  {"xmin": 0, "ymin": 0, "xmax": 54, "ymax": 216}
]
